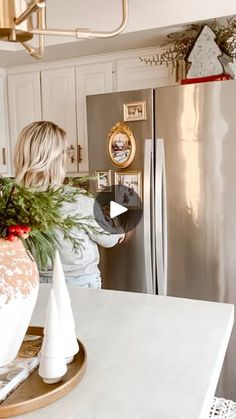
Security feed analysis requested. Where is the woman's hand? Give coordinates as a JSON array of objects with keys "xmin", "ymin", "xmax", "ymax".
[{"xmin": 118, "ymin": 233, "xmax": 125, "ymax": 244}]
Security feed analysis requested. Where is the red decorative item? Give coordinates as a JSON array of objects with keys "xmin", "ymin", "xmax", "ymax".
[
  {"xmin": 7, "ymin": 224, "xmax": 31, "ymax": 240},
  {"xmin": 181, "ymin": 73, "xmax": 233, "ymax": 85}
]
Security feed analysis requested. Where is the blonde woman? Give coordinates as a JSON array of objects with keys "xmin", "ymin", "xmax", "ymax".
[{"xmin": 14, "ymin": 121, "xmax": 124, "ymax": 288}]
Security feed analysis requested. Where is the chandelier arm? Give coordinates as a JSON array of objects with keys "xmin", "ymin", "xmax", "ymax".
[
  {"xmin": 37, "ymin": 3, "xmax": 46, "ymax": 31},
  {"xmin": 30, "ymin": 0, "xmax": 128, "ymax": 39},
  {"xmin": 21, "ymin": 34, "xmax": 44, "ymax": 59},
  {"xmin": 15, "ymin": 0, "xmax": 46, "ymax": 26},
  {"xmin": 20, "ymin": 7, "xmax": 45, "ymax": 59},
  {"xmin": 31, "ymin": 28, "xmax": 77, "ymax": 36}
]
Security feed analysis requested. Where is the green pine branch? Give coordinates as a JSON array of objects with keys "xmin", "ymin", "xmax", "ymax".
[{"xmin": 0, "ymin": 177, "xmax": 101, "ymax": 270}]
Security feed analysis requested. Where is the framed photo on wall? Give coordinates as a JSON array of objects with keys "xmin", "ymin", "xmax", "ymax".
[
  {"xmin": 96, "ymin": 170, "xmax": 112, "ymax": 192},
  {"xmin": 114, "ymin": 171, "xmax": 142, "ymax": 209},
  {"xmin": 123, "ymin": 101, "xmax": 147, "ymax": 122}
]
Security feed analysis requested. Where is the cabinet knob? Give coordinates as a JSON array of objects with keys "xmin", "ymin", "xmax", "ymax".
[
  {"xmin": 66, "ymin": 145, "xmax": 75, "ymax": 164},
  {"xmin": 78, "ymin": 145, "xmax": 82, "ymax": 163}
]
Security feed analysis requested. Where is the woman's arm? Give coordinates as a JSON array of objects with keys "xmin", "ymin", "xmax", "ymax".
[
  {"xmin": 62, "ymin": 188, "xmax": 125, "ymax": 248},
  {"xmin": 85, "ymin": 198, "xmax": 125, "ymax": 248}
]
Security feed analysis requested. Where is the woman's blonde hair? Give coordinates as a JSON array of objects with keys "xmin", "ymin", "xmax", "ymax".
[{"xmin": 14, "ymin": 121, "xmax": 67, "ymax": 188}]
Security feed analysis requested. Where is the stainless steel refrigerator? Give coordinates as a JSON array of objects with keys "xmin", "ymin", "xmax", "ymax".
[{"xmin": 86, "ymin": 81, "xmax": 236, "ymax": 400}]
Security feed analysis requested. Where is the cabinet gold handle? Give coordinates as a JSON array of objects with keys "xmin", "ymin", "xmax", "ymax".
[
  {"xmin": 2, "ymin": 148, "xmax": 6, "ymax": 165},
  {"xmin": 78, "ymin": 145, "xmax": 82, "ymax": 163}
]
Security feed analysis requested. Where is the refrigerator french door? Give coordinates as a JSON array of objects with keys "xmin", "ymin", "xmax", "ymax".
[{"xmin": 86, "ymin": 89, "xmax": 156, "ymax": 294}]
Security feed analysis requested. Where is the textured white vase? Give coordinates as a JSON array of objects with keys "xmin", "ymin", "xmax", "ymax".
[
  {"xmin": 0, "ymin": 238, "xmax": 39, "ymax": 367},
  {"xmin": 38, "ymin": 289, "xmax": 67, "ymax": 384},
  {"xmin": 52, "ymin": 251, "xmax": 79, "ymax": 363}
]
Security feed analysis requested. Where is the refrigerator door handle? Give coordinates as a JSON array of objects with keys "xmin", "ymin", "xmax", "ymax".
[
  {"xmin": 163, "ymin": 142, "xmax": 167, "ymax": 295},
  {"xmin": 155, "ymin": 138, "xmax": 167, "ymax": 295},
  {"xmin": 144, "ymin": 139, "xmax": 154, "ymax": 294}
]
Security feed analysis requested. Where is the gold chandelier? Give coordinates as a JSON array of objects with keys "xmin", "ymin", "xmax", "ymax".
[{"xmin": 0, "ymin": 0, "xmax": 129, "ymax": 58}]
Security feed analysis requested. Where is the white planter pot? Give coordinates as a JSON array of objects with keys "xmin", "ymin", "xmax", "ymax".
[{"xmin": 0, "ymin": 238, "xmax": 39, "ymax": 366}]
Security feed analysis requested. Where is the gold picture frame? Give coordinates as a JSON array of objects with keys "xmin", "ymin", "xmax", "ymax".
[
  {"xmin": 114, "ymin": 171, "xmax": 142, "ymax": 209},
  {"xmin": 96, "ymin": 170, "xmax": 112, "ymax": 192},
  {"xmin": 107, "ymin": 122, "xmax": 136, "ymax": 169},
  {"xmin": 123, "ymin": 101, "xmax": 147, "ymax": 122}
]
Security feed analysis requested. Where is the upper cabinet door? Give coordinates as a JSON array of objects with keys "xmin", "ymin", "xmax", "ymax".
[
  {"xmin": 7, "ymin": 72, "xmax": 42, "ymax": 171},
  {"xmin": 116, "ymin": 56, "xmax": 174, "ymax": 91},
  {"xmin": 76, "ymin": 62, "xmax": 114, "ymax": 173},
  {"xmin": 41, "ymin": 67, "xmax": 78, "ymax": 174},
  {"xmin": 0, "ymin": 73, "xmax": 10, "ymax": 175}
]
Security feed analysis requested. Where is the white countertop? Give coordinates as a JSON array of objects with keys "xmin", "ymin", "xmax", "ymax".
[{"xmin": 19, "ymin": 285, "xmax": 234, "ymax": 419}]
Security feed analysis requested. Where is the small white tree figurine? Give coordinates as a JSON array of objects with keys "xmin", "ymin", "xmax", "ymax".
[
  {"xmin": 186, "ymin": 25, "xmax": 224, "ymax": 78},
  {"xmin": 52, "ymin": 251, "xmax": 79, "ymax": 363},
  {"xmin": 38, "ymin": 289, "xmax": 67, "ymax": 384}
]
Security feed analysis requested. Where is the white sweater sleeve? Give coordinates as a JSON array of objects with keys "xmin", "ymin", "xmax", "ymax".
[
  {"xmin": 63, "ymin": 189, "xmax": 124, "ymax": 248},
  {"xmin": 86, "ymin": 198, "xmax": 124, "ymax": 248}
]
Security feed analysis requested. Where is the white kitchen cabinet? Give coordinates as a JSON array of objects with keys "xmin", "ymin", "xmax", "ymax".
[
  {"xmin": 116, "ymin": 55, "xmax": 175, "ymax": 91},
  {"xmin": 76, "ymin": 62, "xmax": 114, "ymax": 172},
  {"xmin": 7, "ymin": 72, "xmax": 42, "ymax": 171},
  {"xmin": 41, "ymin": 67, "xmax": 78, "ymax": 173},
  {"xmin": 0, "ymin": 72, "xmax": 10, "ymax": 175},
  {"xmin": 5, "ymin": 47, "xmax": 175, "ymax": 175}
]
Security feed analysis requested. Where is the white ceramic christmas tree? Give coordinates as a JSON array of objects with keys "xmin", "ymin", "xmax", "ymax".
[
  {"xmin": 52, "ymin": 251, "xmax": 79, "ymax": 363},
  {"xmin": 38, "ymin": 289, "xmax": 67, "ymax": 384},
  {"xmin": 187, "ymin": 25, "xmax": 223, "ymax": 78}
]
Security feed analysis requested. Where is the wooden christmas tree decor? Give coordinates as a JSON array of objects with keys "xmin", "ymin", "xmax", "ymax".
[
  {"xmin": 38, "ymin": 289, "xmax": 67, "ymax": 384},
  {"xmin": 52, "ymin": 251, "xmax": 79, "ymax": 364},
  {"xmin": 186, "ymin": 25, "xmax": 224, "ymax": 79}
]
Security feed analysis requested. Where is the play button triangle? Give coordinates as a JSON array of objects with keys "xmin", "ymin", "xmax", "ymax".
[{"xmin": 110, "ymin": 201, "xmax": 128, "ymax": 218}]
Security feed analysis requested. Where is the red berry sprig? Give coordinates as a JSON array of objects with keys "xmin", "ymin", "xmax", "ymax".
[{"xmin": 6, "ymin": 225, "xmax": 31, "ymax": 241}]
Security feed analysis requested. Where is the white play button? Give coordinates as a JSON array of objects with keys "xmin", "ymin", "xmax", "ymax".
[
  {"xmin": 94, "ymin": 185, "xmax": 142, "ymax": 233},
  {"xmin": 110, "ymin": 201, "xmax": 128, "ymax": 218}
]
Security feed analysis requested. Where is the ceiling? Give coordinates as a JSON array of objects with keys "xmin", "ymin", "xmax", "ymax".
[{"xmin": 0, "ymin": 0, "xmax": 234, "ymax": 67}]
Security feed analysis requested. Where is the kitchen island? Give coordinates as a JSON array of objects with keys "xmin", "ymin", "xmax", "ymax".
[{"xmin": 21, "ymin": 285, "xmax": 234, "ymax": 419}]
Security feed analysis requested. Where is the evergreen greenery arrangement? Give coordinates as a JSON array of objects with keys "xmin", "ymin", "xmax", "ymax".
[
  {"xmin": 140, "ymin": 17, "xmax": 236, "ymax": 68},
  {"xmin": 0, "ymin": 177, "xmax": 97, "ymax": 270}
]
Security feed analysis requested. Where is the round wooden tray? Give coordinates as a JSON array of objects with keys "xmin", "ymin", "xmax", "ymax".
[{"xmin": 0, "ymin": 326, "xmax": 87, "ymax": 417}]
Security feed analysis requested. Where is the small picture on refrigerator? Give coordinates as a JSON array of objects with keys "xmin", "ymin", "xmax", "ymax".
[
  {"xmin": 96, "ymin": 170, "xmax": 112, "ymax": 192},
  {"xmin": 115, "ymin": 171, "xmax": 142, "ymax": 209},
  {"xmin": 123, "ymin": 101, "xmax": 147, "ymax": 122}
]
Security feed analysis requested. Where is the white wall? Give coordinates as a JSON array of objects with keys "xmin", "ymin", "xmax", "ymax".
[
  {"xmin": 127, "ymin": 0, "xmax": 236, "ymax": 30},
  {"xmin": 48, "ymin": 0, "xmax": 236, "ymax": 33}
]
